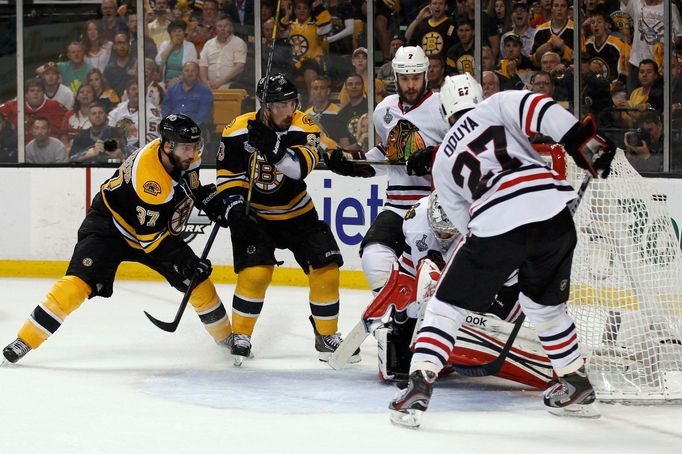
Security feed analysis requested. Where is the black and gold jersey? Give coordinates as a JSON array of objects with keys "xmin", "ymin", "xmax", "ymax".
[
  {"xmin": 283, "ymin": 4, "xmax": 331, "ymax": 63},
  {"xmin": 408, "ymin": 16, "xmax": 459, "ymax": 58},
  {"xmin": 217, "ymin": 111, "xmax": 320, "ymax": 221},
  {"xmin": 99, "ymin": 138, "xmax": 202, "ymax": 253},
  {"xmin": 531, "ymin": 19, "xmax": 581, "ymax": 65},
  {"xmin": 446, "ymin": 43, "xmax": 475, "ymax": 76},
  {"xmin": 585, "ymin": 34, "xmax": 631, "ymax": 83}
]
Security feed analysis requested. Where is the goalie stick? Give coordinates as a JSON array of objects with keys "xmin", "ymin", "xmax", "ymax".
[{"xmin": 143, "ymin": 222, "xmax": 221, "ymax": 332}]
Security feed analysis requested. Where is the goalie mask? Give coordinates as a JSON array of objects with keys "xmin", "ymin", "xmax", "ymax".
[
  {"xmin": 439, "ymin": 73, "xmax": 483, "ymax": 123},
  {"xmin": 392, "ymin": 46, "xmax": 429, "ymax": 105},
  {"xmin": 427, "ymin": 192, "xmax": 459, "ymax": 248}
]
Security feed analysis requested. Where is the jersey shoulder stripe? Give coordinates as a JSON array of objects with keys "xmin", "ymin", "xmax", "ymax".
[{"xmin": 222, "ymin": 112, "xmax": 256, "ymax": 138}]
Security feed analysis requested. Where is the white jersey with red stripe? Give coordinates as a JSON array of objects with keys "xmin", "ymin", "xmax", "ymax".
[
  {"xmin": 366, "ymin": 91, "xmax": 450, "ymax": 214},
  {"xmin": 432, "ymin": 90, "xmax": 579, "ymax": 238}
]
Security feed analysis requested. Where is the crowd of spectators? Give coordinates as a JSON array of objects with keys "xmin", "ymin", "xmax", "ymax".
[{"xmin": 0, "ymin": 0, "xmax": 681, "ymax": 174}]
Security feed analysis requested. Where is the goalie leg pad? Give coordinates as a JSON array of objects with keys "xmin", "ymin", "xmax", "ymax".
[
  {"xmin": 363, "ymin": 262, "xmax": 416, "ymax": 322},
  {"xmin": 519, "ymin": 293, "xmax": 582, "ymax": 375},
  {"xmin": 377, "ymin": 317, "xmax": 418, "ymax": 383}
]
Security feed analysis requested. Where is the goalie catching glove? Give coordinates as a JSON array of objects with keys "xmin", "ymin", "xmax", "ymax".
[
  {"xmin": 247, "ymin": 119, "xmax": 287, "ymax": 164},
  {"xmin": 561, "ymin": 114, "xmax": 617, "ymax": 178},
  {"xmin": 323, "ymin": 149, "xmax": 376, "ymax": 178},
  {"xmin": 195, "ymin": 184, "xmax": 246, "ymax": 228}
]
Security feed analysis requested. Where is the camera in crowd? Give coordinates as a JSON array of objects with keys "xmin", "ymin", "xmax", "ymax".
[
  {"xmin": 103, "ymin": 139, "xmax": 119, "ymax": 152},
  {"xmin": 625, "ymin": 128, "xmax": 652, "ymax": 147}
]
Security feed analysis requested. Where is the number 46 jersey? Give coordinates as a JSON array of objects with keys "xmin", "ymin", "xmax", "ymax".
[{"xmin": 432, "ymin": 90, "xmax": 579, "ymax": 238}]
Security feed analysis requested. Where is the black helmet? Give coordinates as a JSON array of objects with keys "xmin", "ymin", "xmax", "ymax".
[
  {"xmin": 159, "ymin": 113, "xmax": 201, "ymax": 144},
  {"xmin": 256, "ymin": 73, "xmax": 298, "ymax": 104}
]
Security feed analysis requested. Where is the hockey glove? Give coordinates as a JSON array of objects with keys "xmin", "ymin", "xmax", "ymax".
[
  {"xmin": 175, "ymin": 255, "xmax": 213, "ymax": 283},
  {"xmin": 194, "ymin": 185, "xmax": 243, "ymax": 228},
  {"xmin": 561, "ymin": 114, "xmax": 617, "ymax": 179},
  {"xmin": 406, "ymin": 146, "xmax": 436, "ymax": 176},
  {"xmin": 247, "ymin": 119, "xmax": 287, "ymax": 164},
  {"xmin": 322, "ymin": 148, "xmax": 376, "ymax": 178}
]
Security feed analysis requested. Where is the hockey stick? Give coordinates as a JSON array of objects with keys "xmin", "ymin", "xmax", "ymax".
[
  {"xmin": 451, "ymin": 172, "xmax": 593, "ymax": 377},
  {"xmin": 143, "ymin": 222, "xmax": 221, "ymax": 332}
]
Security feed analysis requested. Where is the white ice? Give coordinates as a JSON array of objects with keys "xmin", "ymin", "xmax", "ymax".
[{"xmin": 1, "ymin": 278, "xmax": 680, "ymax": 454}]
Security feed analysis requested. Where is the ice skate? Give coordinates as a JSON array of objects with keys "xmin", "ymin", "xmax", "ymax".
[
  {"xmin": 2, "ymin": 338, "xmax": 31, "ymax": 365},
  {"xmin": 388, "ymin": 369, "xmax": 437, "ymax": 429},
  {"xmin": 309, "ymin": 316, "xmax": 360, "ymax": 363},
  {"xmin": 229, "ymin": 334, "xmax": 253, "ymax": 367},
  {"xmin": 543, "ymin": 366, "xmax": 600, "ymax": 418}
]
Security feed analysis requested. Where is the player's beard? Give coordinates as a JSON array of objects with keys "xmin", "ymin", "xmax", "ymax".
[{"xmin": 397, "ymin": 76, "xmax": 427, "ymax": 106}]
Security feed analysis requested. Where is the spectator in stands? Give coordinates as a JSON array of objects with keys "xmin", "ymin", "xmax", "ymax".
[
  {"xmin": 25, "ymin": 116, "xmax": 68, "ymax": 164},
  {"xmin": 622, "ymin": 59, "xmax": 660, "ymax": 127},
  {"xmin": 488, "ymin": 0, "xmax": 512, "ymax": 36},
  {"xmin": 585, "ymin": 8, "xmax": 630, "ymax": 87},
  {"xmin": 336, "ymin": 73, "xmax": 367, "ymax": 147},
  {"xmin": 199, "ymin": 15, "xmax": 247, "ymax": 89},
  {"xmin": 531, "ymin": 0, "xmax": 577, "ymax": 67},
  {"xmin": 530, "ymin": 0, "xmax": 552, "ymax": 27},
  {"xmin": 507, "ymin": 1, "xmax": 535, "ymax": 58},
  {"xmin": 463, "ymin": 0, "xmax": 501, "ymax": 59},
  {"xmin": 224, "ymin": 0, "xmax": 255, "ymax": 39},
  {"xmin": 0, "ymin": 78, "xmax": 68, "ymax": 143},
  {"xmin": 284, "ymin": 0, "xmax": 331, "ymax": 91},
  {"xmin": 325, "ymin": 0, "xmax": 356, "ymax": 86},
  {"xmin": 304, "ymin": 76, "xmax": 344, "ymax": 148},
  {"xmin": 58, "ymin": 41, "xmax": 94, "ymax": 94},
  {"xmin": 446, "ymin": 18, "xmax": 475, "ymax": 75},
  {"xmin": 61, "ymin": 83, "xmax": 96, "ymax": 149},
  {"xmin": 157, "ymin": 20, "xmax": 198, "ymax": 88},
  {"xmin": 406, "ymin": 0, "xmax": 458, "ymax": 60},
  {"xmin": 38, "ymin": 62, "xmax": 75, "ymax": 110},
  {"xmin": 104, "ymin": 31, "xmax": 137, "ymax": 98},
  {"xmin": 83, "ymin": 20, "xmax": 112, "ymax": 73},
  {"xmin": 0, "ymin": 112, "xmax": 17, "ymax": 163},
  {"xmin": 148, "ymin": 0, "xmax": 171, "ymax": 47},
  {"xmin": 498, "ymin": 32, "xmax": 536, "ymax": 87},
  {"xmin": 621, "ymin": 0, "xmax": 682, "ymax": 93},
  {"xmin": 540, "ymin": 51, "xmax": 572, "ymax": 104},
  {"xmin": 374, "ymin": 0, "xmax": 398, "ymax": 62},
  {"xmin": 161, "ymin": 61, "xmax": 213, "ymax": 130},
  {"xmin": 70, "ymin": 101, "xmax": 126, "ymax": 163},
  {"xmin": 100, "ymin": 0, "xmax": 128, "ymax": 42},
  {"xmin": 338, "ymin": 47, "xmax": 386, "ymax": 105},
  {"xmin": 128, "ymin": 9, "xmax": 158, "ymax": 60},
  {"xmin": 355, "ymin": 112, "xmax": 370, "ymax": 151},
  {"xmin": 377, "ymin": 35, "xmax": 405, "ymax": 96},
  {"xmin": 86, "ymin": 68, "xmax": 120, "ymax": 112},
  {"xmin": 482, "ymin": 70, "xmax": 501, "ymax": 98},
  {"xmin": 625, "ymin": 110, "xmax": 663, "ymax": 173},
  {"xmin": 530, "ymin": 71, "xmax": 555, "ymax": 97},
  {"xmin": 108, "ymin": 80, "xmax": 141, "ymax": 153},
  {"xmin": 261, "ymin": 17, "xmax": 295, "ymax": 82},
  {"xmin": 671, "ymin": 54, "xmax": 682, "ymax": 117},
  {"xmin": 427, "ymin": 56, "xmax": 446, "ymax": 91}
]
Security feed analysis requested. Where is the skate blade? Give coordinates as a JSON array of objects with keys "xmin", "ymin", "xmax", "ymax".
[
  {"xmin": 1, "ymin": 358, "xmax": 13, "ymax": 367},
  {"xmin": 389, "ymin": 409, "xmax": 423, "ymax": 429},
  {"xmin": 320, "ymin": 352, "xmax": 361, "ymax": 364},
  {"xmin": 546, "ymin": 402, "xmax": 601, "ymax": 418}
]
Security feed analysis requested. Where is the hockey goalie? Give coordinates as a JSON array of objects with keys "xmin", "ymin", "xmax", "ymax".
[{"xmin": 364, "ymin": 192, "xmax": 554, "ymax": 389}]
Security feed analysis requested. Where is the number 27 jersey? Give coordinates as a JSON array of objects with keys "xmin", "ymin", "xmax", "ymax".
[{"xmin": 432, "ymin": 90, "xmax": 579, "ymax": 238}]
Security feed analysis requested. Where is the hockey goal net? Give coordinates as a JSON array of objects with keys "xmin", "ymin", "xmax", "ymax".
[{"xmin": 537, "ymin": 144, "xmax": 682, "ymax": 403}]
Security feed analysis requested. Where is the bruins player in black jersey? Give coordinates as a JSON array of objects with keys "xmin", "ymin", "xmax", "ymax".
[
  {"xmin": 216, "ymin": 73, "xmax": 359, "ymax": 366},
  {"xmin": 2, "ymin": 114, "xmax": 234, "ymax": 364}
]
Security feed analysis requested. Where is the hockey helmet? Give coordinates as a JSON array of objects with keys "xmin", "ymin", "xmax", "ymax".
[
  {"xmin": 159, "ymin": 113, "xmax": 201, "ymax": 144},
  {"xmin": 439, "ymin": 73, "xmax": 483, "ymax": 122},
  {"xmin": 427, "ymin": 192, "xmax": 459, "ymax": 248},
  {"xmin": 392, "ymin": 46, "xmax": 429, "ymax": 75},
  {"xmin": 256, "ymin": 73, "xmax": 299, "ymax": 104}
]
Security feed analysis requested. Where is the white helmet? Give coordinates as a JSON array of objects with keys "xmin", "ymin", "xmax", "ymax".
[
  {"xmin": 439, "ymin": 73, "xmax": 483, "ymax": 122},
  {"xmin": 392, "ymin": 46, "xmax": 429, "ymax": 75},
  {"xmin": 427, "ymin": 192, "xmax": 459, "ymax": 248}
]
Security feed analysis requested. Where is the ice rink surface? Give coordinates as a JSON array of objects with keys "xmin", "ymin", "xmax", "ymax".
[{"xmin": 1, "ymin": 277, "xmax": 681, "ymax": 454}]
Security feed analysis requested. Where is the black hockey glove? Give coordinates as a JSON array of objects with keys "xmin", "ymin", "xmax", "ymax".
[
  {"xmin": 195, "ymin": 184, "xmax": 245, "ymax": 228},
  {"xmin": 561, "ymin": 114, "xmax": 617, "ymax": 179},
  {"xmin": 406, "ymin": 146, "xmax": 436, "ymax": 176},
  {"xmin": 247, "ymin": 119, "xmax": 287, "ymax": 164},
  {"xmin": 175, "ymin": 255, "xmax": 212, "ymax": 283},
  {"xmin": 323, "ymin": 149, "xmax": 376, "ymax": 178}
]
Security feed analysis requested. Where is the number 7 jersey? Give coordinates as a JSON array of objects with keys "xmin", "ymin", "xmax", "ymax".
[{"xmin": 432, "ymin": 90, "xmax": 579, "ymax": 238}]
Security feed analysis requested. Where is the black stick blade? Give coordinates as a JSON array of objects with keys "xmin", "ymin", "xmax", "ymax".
[{"xmin": 143, "ymin": 310, "xmax": 180, "ymax": 333}]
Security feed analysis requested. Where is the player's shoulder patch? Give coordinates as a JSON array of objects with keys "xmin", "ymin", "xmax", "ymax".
[
  {"xmin": 405, "ymin": 203, "xmax": 419, "ymax": 220},
  {"xmin": 133, "ymin": 143, "xmax": 173, "ymax": 204},
  {"xmin": 293, "ymin": 111, "xmax": 321, "ymax": 133},
  {"xmin": 222, "ymin": 112, "xmax": 255, "ymax": 137},
  {"xmin": 143, "ymin": 180, "xmax": 162, "ymax": 196}
]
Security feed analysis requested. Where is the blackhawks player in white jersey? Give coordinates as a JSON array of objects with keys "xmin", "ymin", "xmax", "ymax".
[
  {"xmin": 324, "ymin": 46, "xmax": 450, "ymax": 293},
  {"xmin": 389, "ymin": 74, "xmax": 616, "ymax": 428}
]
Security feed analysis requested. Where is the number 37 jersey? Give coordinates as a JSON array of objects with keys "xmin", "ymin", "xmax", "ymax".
[{"xmin": 432, "ymin": 90, "xmax": 579, "ymax": 238}]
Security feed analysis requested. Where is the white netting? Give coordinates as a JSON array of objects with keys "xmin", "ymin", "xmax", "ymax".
[{"xmin": 565, "ymin": 150, "xmax": 682, "ymax": 403}]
